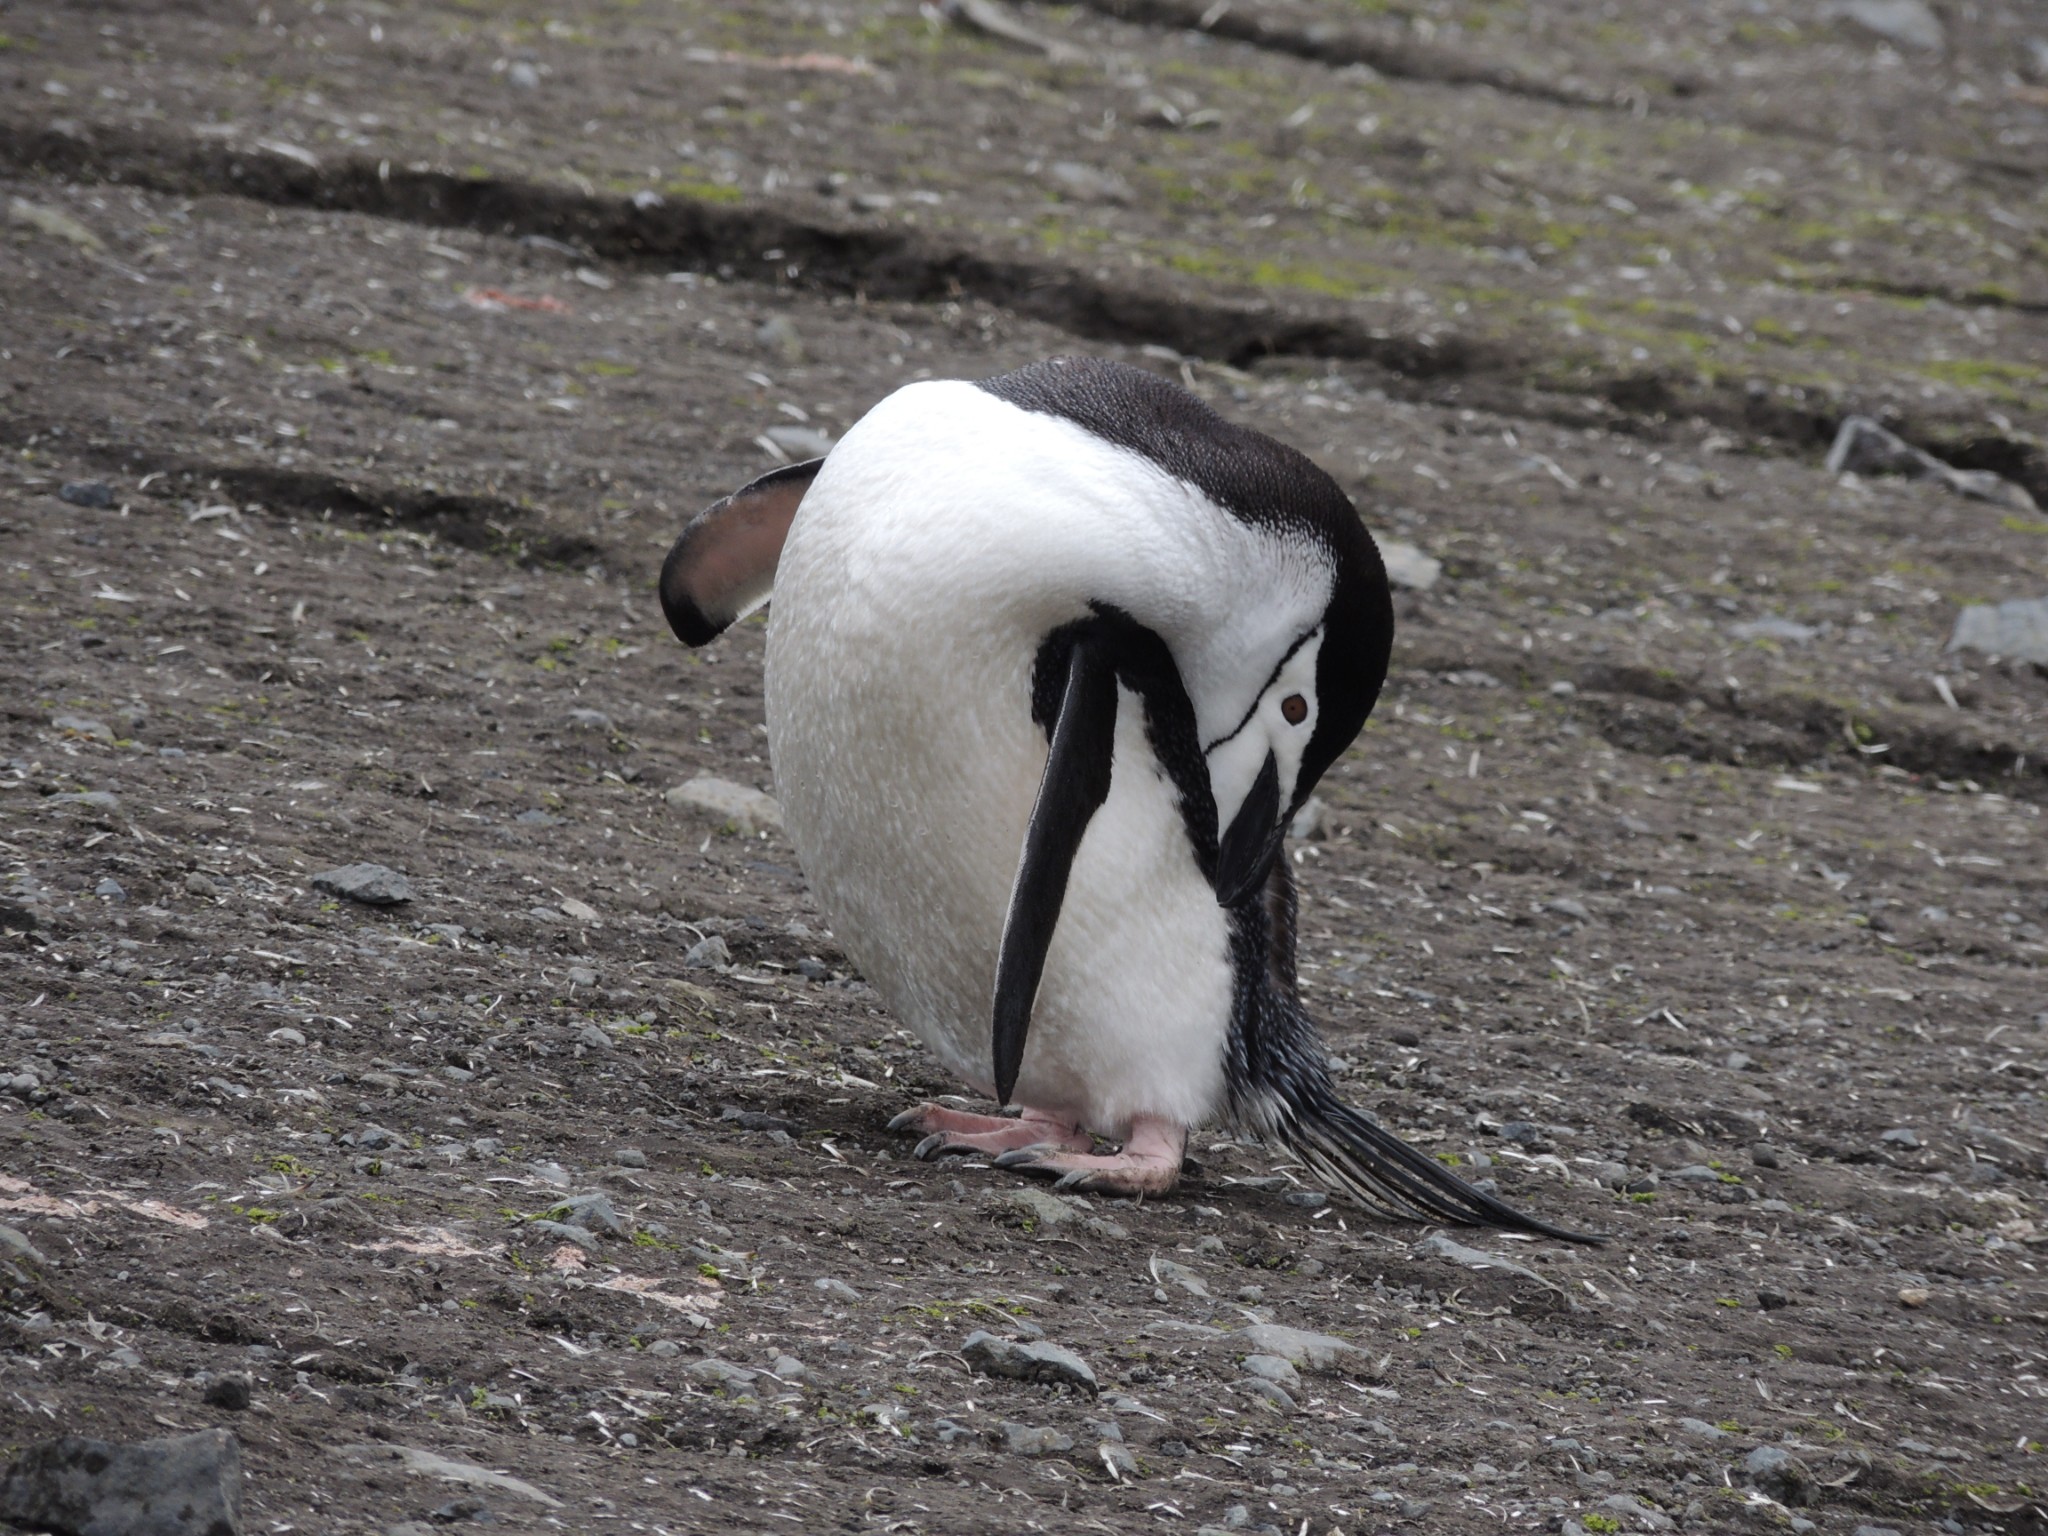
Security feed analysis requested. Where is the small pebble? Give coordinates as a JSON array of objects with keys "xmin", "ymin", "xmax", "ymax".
[
  {"xmin": 58, "ymin": 480, "xmax": 114, "ymax": 509},
  {"xmin": 202, "ymin": 1374, "xmax": 252, "ymax": 1411}
]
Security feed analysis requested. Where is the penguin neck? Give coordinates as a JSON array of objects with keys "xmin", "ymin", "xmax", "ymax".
[{"xmin": 1221, "ymin": 854, "xmax": 1330, "ymax": 1122}]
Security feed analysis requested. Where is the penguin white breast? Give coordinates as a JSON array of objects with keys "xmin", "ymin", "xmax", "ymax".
[{"xmin": 764, "ymin": 380, "xmax": 1325, "ymax": 1138}]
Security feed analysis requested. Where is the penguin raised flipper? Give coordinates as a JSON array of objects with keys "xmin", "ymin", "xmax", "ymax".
[
  {"xmin": 667, "ymin": 359, "xmax": 1597, "ymax": 1243},
  {"xmin": 658, "ymin": 457, "xmax": 822, "ymax": 646}
]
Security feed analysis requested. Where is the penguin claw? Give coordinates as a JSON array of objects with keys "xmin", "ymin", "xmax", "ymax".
[
  {"xmin": 887, "ymin": 1108, "xmax": 925, "ymax": 1133},
  {"xmin": 990, "ymin": 1146, "xmax": 1049, "ymax": 1169},
  {"xmin": 912, "ymin": 1132, "xmax": 951, "ymax": 1161}
]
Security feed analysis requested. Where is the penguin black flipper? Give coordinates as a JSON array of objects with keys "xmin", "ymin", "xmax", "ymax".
[
  {"xmin": 990, "ymin": 631, "xmax": 1120, "ymax": 1105},
  {"xmin": 660, "ymin": 458, "xmax": 823, "ymax": 647}
]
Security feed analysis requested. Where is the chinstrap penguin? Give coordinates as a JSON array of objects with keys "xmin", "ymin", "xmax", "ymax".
[{"xmin": 662, "ymin": 357, "xmax": 1593, "ymax": 1241}]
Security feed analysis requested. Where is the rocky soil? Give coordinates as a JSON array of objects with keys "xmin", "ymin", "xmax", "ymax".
[{"xmin": 1, "ymin": 2, "xmax": 2044, "ymax": 1533}]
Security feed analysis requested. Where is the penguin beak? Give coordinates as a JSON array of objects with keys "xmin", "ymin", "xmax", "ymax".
[{"xmin": 1214, "ymin": 751, "xmax": 1283, "ymax": 907}]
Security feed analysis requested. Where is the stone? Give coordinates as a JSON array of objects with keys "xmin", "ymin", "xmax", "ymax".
[
  {"xmin": 665, "ymin": 776, "xmax": 782, "ymax": 833},
  {"xmin": 813, "ymin": 1276, "xmax": 860, "ymax": 1302},
  {"xmin": 613, "ymin": 1148, "xmax": 648, "ymax": 1169},
  {"xmin": 50, "ymin": 791, "xmax": 120, "ymax": 812},
  {"xmin": 999, "ymin": 1422, "xmax": 1074, "ymax": 1456},
  {"xmin": 1151, "ymin": 1256, "xmax": 1210, "ymax": 1297},
  {"xmin": 1232, "ymin": 1324, "xmax": 1372, "ymax": 1377},
  {"xmin": 1098, "ymin": 1440, "xmax": 1139, "ymax": 1481},
  {"xmin": 1412, "ymin": 1232, "xmax": 1549, "ymax": 1287},
  {"xmin": 1587, "ymin": 1161, "xmax": 1630, "ymax": 1190},
  {"xmin": 1676, "ymin": 1417, "xmax": 1729, "ymax": 1440},
  {"xmin": 94, "ymin": 878, "xmax": 126, "ymax": 901},
  {"xmin": 1547, "ymin": 898, "xmax": 1591, "ymax": 923},
  {"xmin": 1741, "ymin": 1445, "xmax": 1812, "ymax": 1505},
  {"xmin": 1951, "ymin": 597, "xmax": 2048, "ymax": 666},
  {"xmin": 683, "ymin": 935, "xmax": 731, "ymax": 969},
  {"xmin": 1834, "ymin": 0, "xmax": 1945, "ymax": 52},
  {"xmin": 764, "ymin": 424, "xmax": 835, "ymax": 460},
  {"xmin": 962, "ymin": 1330, "xmax": 1097, "ymax": 1394},
  {"xmin": 769, "ymin": 1354, "xmax": 807, "ymax": 1382},
  {"xmin": 52, "ymin": 714, "xmax": 114, "ymax": 742},
  {"xmin": 1827, "ymin": 415, "xmax": 2033, "ymax": 511},
  {"xmin": 542, "ymin": 1193, "xmax": 626, "ymax": 1237},
  {"xmin": 683, "ymin": 1358, "xmax": 758, "ymax": 1392},
  {"xmin": 311, "ymin": 863, "xmax": 414, "ymax": 906},
  {"xmin": 565, "ymin": 708, "xmax": 614, "ymax": 732},
  {"xmin": 1240, "ymin": 1354, "xmax": 1301, "ymax": 1391},
  {"xmin": 0, "ymin": 1224, "xmax": 48, "ymax": 1268},
  {"xmin": 1238, "ymin": 1377, "xmax": 1296, "ymax": 1412},
  {"xmin": 1378, "ymin": 540, "xmax": 1441, "ymax": 591},
  {"xmin": 755, "ymin": 315, "xmax": 805, "ymax": 364},
  {"xmin": 203, "ymin": 1374, "xmax": 252, "ymax": 1411},
  {"xmin": 1729, "ymin": 616, "xmax": 1818, "ymax": 644},
  {"xmin": 8, "ymin": 197, "xmax": 103, "ymax": 251},
  {"xmin": 1044, "ymin": 160, "xmax": 1131, "ymax": 204},
  {"xmin": 1598, "ymin": 1492, "xmax": 1674, "ymax": 1531},
  {"xmin": 1750, "ymin": 1143, "xmax": 1782, "ymax": 1169},
  {"xmin": 0, "ymin": 1428, "xmax": 242, "ymax": 1536},
  {"xmin": 58, "ymin": 481, "xmax": 115, "ymax": 509},
  {"xmin": 1880, "ymin": 1128, "xmax": 1920, "ymax": 1150},
  {"xmin": 1897, "ymin": 1286, "xmax": 1930, "ymax": 1307},
  {"xmin": 344, "ymin": 1444, "xmax": 559, "ymax": 1507}
]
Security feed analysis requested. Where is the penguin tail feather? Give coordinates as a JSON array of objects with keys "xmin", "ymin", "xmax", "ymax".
[{"xmin": 1259, "ymin": 1086, "xmax": 1604, "ymax": 1245}]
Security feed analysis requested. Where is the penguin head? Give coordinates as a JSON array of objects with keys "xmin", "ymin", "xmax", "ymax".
[
  {"xmin": 977, "ymin": 357, "xmax": 1395, "ymax": 910},
  {"xmin": 1188, "ymin": 533, "xmax": 1388, "ymax": 906}
]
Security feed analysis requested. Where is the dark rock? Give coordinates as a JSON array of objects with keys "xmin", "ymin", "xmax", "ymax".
[
  {"xmin": 0, "ymin": 1428, "xmax": 242, "ymax": 1536},
  {"xmin": 311, "ymin": 863, "xmax": 414, "ymax": 906},
  {"xmin": 1741, "ymin": 1445, "xmax": 1812, "ymax": 1505},
  {"xmin": 1750, "ymin": 1143, "xmax": 1782, "ymax": 1169},
  {"xmin": 58, "ymin": 481, "xmax": 115, "ymax": 509},
  {"xmin": 542, "ymin": 1192, "xmax": 626, "ymax": 1237},
  {"xmin": 962, "ymin": 1331, "xmax": 1097, "ymax": 1393},
  {"xmin": 1758, "ymin": 1289, "xmax": 1792, "ymax": 1311},
  {"xmin": 203, "ymin": 1374, "xmax": 252, "ymax": 1411},
  {"xmin": 1827, "ymin": 414, "xmax": 2030, "ymax": 511}
]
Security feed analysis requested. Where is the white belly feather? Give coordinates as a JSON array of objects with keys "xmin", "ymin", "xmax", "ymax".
[{"xmin": 763, "ymin": 383, "xmax": 1237, "ymax": 1138}]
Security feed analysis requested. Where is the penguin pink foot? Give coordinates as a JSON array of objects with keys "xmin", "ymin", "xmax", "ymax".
[
  {"xmin": 993, "ymin": 1115, "xmax": 1186, "ymax": 1197},
  {"xmin": 888, "ymin": 1102, "xmax": 1093, "ymax": 1161}
]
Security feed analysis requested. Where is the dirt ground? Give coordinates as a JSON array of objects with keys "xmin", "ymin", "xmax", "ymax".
[{"xmin": 1, "ymin": 1, "xmax": 2045, "ymax": 1533}]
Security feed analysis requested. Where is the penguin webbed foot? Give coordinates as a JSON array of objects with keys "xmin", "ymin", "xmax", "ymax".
[
  {"xmin": 890, "ymin": 1102, "xmax": 1090, "ymax": 1161},
  {"xmin": 992, "ymin": 1116, "xmax": 1186, "ymax": 1197}
]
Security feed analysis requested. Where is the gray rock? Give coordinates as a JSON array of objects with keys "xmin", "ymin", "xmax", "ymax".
[
  {"xmin": 94, "ymin": 878, "xmax": 126, "ymax": 901},
  {"xmin": 345, "ymin": 1444, "xmax": 558, "ymax": 1507},
  {"xmin": 1379, "ymin": 540, "xmax": 1441, "ymax": 592},
  {"xmin": 1046, "ymin": 161, "xmax": 1132, "ymax": 204},
  {"xmin": 764, "ymin": 424, "xmax": 835, "ymax": 460},
  {"xmin": 1880, "ymin": 1128, "xmax": 1920, "ymax": 1150},
  {"xmin": 507, "ymin": 60, "xmax": 542, "ymax": 89},
  {"xmin": 1851, "ymin": 1528, "xmax": 1903, "ymax": 1536},
  {"xmin": 1098, "ymin": 1440, "xmax": 1139, "ymax": 1481},
  {"xmin": 1238, "ymin": 1377, "xmax": 1296, "ymax": 1412},
  {"xmin": 962, "ymin": 1330, "xmax": 1097, "ymax": 1394},
  {"xmin": 1000, "ymin": 1422, "xmax": 1074, "ymax": 1456},
  {"xmin": 1587, "ymin": 1160, "xmax": 1630, "ymax": 1190},
  {"xmin": 1412, "ymin": 1233, "xmax": 1549, "ymax": 1287},
  {"xmin": 524, "ymin": 1220, "xmax": 597, "ymax": 1251},
  {"xmin": 1288, "ymin": 796, "xmax": 1328, "ymax": 841},
  {"xmin": 813, "ymin": 1276, "xmax": 859, "ymax": 1302},
  {"xmin": 683, "ymin": 1358, "xmax": 758, "ymax": 1393},
  {"xmin": 1677, "ymin": 1417, "xmax": 1729, "ymax": 1440},
  {"xmin": 665, "ymin": 776, "xmax": 782, "ymax": 833},
  {"xmin": 1827, "ymin": 415, "xmax": 2032, "ymax": 511},
  {"xmin": 1666, "ymin": 1164, "xmax": 1722, "ymax": 1184},
  {"xmin": 1741, "ymin": 1445, "xmax": 1812, "ymax": 1505},
  {"xmin": 1750, "ymin": 1142, "xmax": 1782, "ymax": 1169},
  {"xmin": 52, "ymin": 714, "xmax": 114, "ymax": 742},
  {"xmin": 58, "ymin": 481, "xmax": 115, "ymax": 509},
  {"xmin": 646, "ymin": 1339, "xmax": 682, "ymax": 1358},
  {"xmin": 1151, "ymin": 1256, "xmax": 1210, "ymax": 1297},
  {"xmin": 769, "ymin": 1354, "xmax": 807, "ymax": 1382},
  {"xmin": 613, "ymin": 1148, "xmax": 648, "ymax": 1169},
  {"xmin": 0, "ymin": 1428, "xmax": 242, "ymax": 1536},
  {"xmin": 1599, "ymin": 1492, "xmax": 1674, "ymax": 1531},
  {"xmin": 683, "ymin": 935, "xmax": 731, "ymax": 969},
  {"xmin": 311, "ymin": 863, "xmax": 414, "ymax": 906},
  {"xmin": 756, "ymin": 315, "xmax": 805, "ymax": 364},
  {"xmin": 1232, "ymin": 1324, "xmax": 1372, "ymax": 1377},
  {"xmin": 542, "ymin": 1193, "xmax": 626, "ymax": 1237},
  {"xmin": 1834, "ymin": 0, "xmax": 1945, "ymax": 52},
  {"xmin": 0, "ymin": 1225, "xmax": 48, "ymax": 1268},
  {"xmin": 1241, "ymin": 1353, "xmax": 1302, "ymax": 1391},
  {"xmin": 565, "ymin": 708, "xmax": 614, "ymax": 732},
  {"xmin": 1547, "ymin": 898, "xmax": 1591, "ymax": 922},
  {"xmin": 50, "ymin": 791, "xmax": 120, "ymax": 812},
  {"xmin": 1951, "ymin": 596, "xmax": 2048, "ymax": 666},
  {"xmin": 1729, "ymin": 616, "xmax": 1818, "ymax": 644}
]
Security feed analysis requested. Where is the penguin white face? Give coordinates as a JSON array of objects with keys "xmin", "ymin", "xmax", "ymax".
[{"xmin": 1203, "ymin": 625, "xmax": 1325, "ymax": 903}]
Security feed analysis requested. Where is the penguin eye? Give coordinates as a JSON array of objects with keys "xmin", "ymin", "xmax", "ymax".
[{"xmin": 1279, "ymin": 693, "xmax": 1308, "ymax": 726}]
